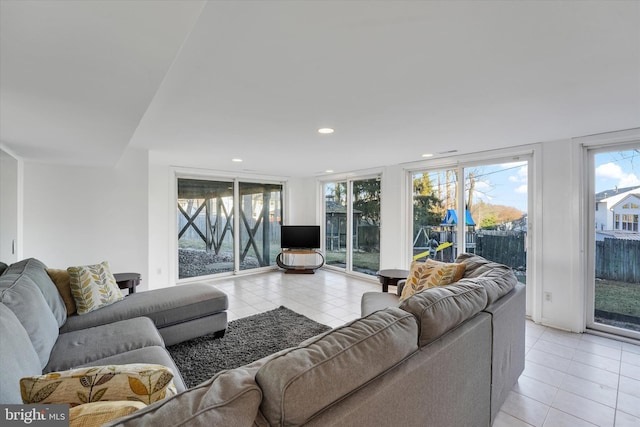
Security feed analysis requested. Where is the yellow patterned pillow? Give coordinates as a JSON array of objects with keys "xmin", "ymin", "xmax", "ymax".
[
  {"xmin": 67, "ymin": 261, "xmax": 124, "ymax": 314},
  {"xmin": 400, "ymin": 259, "xmax": 466, "ymax": 300},
  {"xmin": 69, "ymin": 401, "xmax": 147, "ymax": 427},
  {"xmin": 21, "ymin": 364, "xmax": 177, "ymax": 406}
]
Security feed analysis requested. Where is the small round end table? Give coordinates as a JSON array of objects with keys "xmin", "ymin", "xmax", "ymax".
[{"xmin": 376, "ymin": 269, "xmax": 410, "ymax": 293}]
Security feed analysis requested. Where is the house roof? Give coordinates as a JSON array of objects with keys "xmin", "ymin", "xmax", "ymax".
[
  {"xmin": 596, "ymin": 230, "xmax": 640, "ymax": 241},
  {"xmin": 610, "ymin": 193, "xmax": 640, "ymax": 210},
  {"xmin": 596, "ymin": 186, "xmax": 640, "ymax": 203},
  {"xmin": 600, "ymin": 187, "xmax": 640, "ymax": 206},
  {"xmin": 1, "ymin": 1, "xmax": 639, "ymax": 177}
]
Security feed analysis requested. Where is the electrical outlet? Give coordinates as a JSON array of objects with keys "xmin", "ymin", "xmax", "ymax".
[{"xmin": 544, "ymin": 292, "xmax": 552, "ymax": 302}]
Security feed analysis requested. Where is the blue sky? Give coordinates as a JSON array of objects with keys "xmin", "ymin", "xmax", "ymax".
[
  {"xmin": 595, "ymin": 149, "xmax": 640, "ymax": 193},
  {"xmin": 470, "ymin": 161, "xmax": 528, "ymax": 212},
  {"xmin": 471, "ymin": 149, "xmax": 640, "ymax": 212}
]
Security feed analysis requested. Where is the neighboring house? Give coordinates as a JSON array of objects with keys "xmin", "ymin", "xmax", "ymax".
[
  {"xmin": 610, "ymin": 193, "xmax": 640, "ymax": 232},
  {"xmin": 594, "ymin": 186, "xmax": 640, "ymax": 232},
  {"xmin": 595, "ymin": 187, "xmax": 640, "ymax": 241}
]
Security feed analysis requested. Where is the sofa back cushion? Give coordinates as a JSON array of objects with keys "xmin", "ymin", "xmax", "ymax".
[
  {"xmin": 0, "ymin": 274, "xmax": 59, "ymax": 369},
  {"xmin": 0, "ymin": 303, "xmax": 42, "ymax": 404},
  {"xmin": 3, "ymin": 258, "xmax": 67, "ymax": 326},
  {"xmin": 104, "ymin": 366, "xmax": 263, "ymax": 427},
  {"xmin": 256, "ymin": 307, "xmax": 418, "ymax": 426},
  {"xmin": 455, "ymin": 253, "xmax": 518, "ymax": 305},
  {"xmin": 399, "ymin": 282, "xmax": 487, "ymax": 347}
]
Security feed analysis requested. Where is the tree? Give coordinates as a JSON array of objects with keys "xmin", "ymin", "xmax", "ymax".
[
  {"xmin": 480, "ymin": 214, "xmax": 498, "ymax": 230},
  {"xmin": 353, "ymin": 178, "xmax": 381, "ymax": 224},
  {"xmin": 413, "ymin": 173, "xmax": 443, "ymax": 231}
]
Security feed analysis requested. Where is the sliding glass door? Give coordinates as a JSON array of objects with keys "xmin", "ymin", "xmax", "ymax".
[
  {"xmin": 324, "ymin": 176, "xmax": 381, "ymax": 276},
  {"xmin": 588, "ymin": 146, "xmax": 640, "ymax": 337},
  {"xmin": 324, "ymin": 181, "xmax": 347, "ymax": 269},
  {"xmin": 412, "ymin": 159, "xmax": 529, "ymax": 285},
  {"xmin": 238, "ymin": 183, "xmax": 283, "ymax": 271},
  {"xmin": 177, "ymin": 177, "xmax": 283, "ymax": 279}
]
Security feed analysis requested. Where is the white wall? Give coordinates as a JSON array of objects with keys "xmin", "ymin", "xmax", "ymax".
[
  {"xmin": 22, "ymin": 148, "xmax": 150, "ymax": 290},
  {"xmin": 147, "ymin": 160, "xmax": 172, "ymax": 289},
  {"xmin": 536, "ymin": 140, "xmax": 583, "ymax": 331},
  {"xmin": 0, "ymin": 148, "xmax": 22, "ymax": 263},
  {"xmin": 378, "ymin": 164, "xmax": 408, "ymax": 269},
  {"xmin": 286, "ymin": 177, "xmax": 318, "ymax": 225}
]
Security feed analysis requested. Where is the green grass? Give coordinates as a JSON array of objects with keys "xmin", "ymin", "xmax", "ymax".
[
  {"xmin": 595, "ymin": 279, "xmax": 640, "ymax": 317},
  {"xmin": 325, "ymin": 250, "xmax": 380, "ymax": 272}
]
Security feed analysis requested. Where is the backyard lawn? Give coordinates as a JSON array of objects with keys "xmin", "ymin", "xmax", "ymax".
[
  {"xmin": 595, "ymin": 279, "xmax": 640, "ymax": 317},
  {"xmin": 594, "ymin": 279, "xmax": 640, "ymax": 332}
]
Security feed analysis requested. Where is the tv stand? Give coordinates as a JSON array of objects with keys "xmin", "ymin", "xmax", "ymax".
[{"xmin": 276, "ymin": 249, "xmax": 325, "ymax": 274}]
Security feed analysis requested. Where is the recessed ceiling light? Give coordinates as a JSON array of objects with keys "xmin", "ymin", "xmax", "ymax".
[
  {"xmin": 421, "ymin": 153, "xmax": 434, "ymax": 158},
  {"xmin": 318, "ymin": 128, "xmax": 334, "ymax": 134},
  {"xmin": 325, "ymin": 169, "xmax": 334, "ymax": 173},
  {"xmin": 232, "ymin": 158, "xmax": 243, "ymax": 162}
]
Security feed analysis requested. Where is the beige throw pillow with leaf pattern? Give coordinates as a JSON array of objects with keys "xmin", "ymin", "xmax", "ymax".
[
  {"xmin": 400, "ymin": 259, "xmax": 466, "ymax": 300},
  {"xmin": 20, "ymin": 364, "xmax": 177, "ymax": 406},
  {"xmin": 69, "ymin": 401, "xmax": 147, "ymax": 427},
  {"xmin": 67, "ymin": 261, "xmax": 124, "ymax": 315}
]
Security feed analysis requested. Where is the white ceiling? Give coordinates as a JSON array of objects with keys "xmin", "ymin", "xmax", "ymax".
[{"xmin": 1, "ymin": 1, "xmax": 639, "ymax": 177}]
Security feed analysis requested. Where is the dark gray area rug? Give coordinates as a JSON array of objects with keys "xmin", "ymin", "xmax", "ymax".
[{"xmin": 167, "ymin": 306, "xmax": 332, "ymax": 388}]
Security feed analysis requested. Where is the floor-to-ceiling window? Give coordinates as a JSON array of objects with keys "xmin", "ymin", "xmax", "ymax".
[
  {"xmin": 238, "ymin": 183, "xmax": 283, "ymax": 272},
  {"xmin": 324, "ymin": 176, "xmax": 381, "ymax": 276},
  {"xmin": 177, "ymin": 177, "xmax": 283, "ymax": 279},
  {"xmin": 587, "ymin": 145, "xmax": 640, "ymax": 338},
  {"xmin": 411, "ymin": 158, "xmax": 530, "ymax": 285}
]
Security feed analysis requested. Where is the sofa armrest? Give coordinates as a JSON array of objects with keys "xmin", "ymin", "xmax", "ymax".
[{"xmin": 396, "ymin": 279, "xmax": 406, "ymax": 296}]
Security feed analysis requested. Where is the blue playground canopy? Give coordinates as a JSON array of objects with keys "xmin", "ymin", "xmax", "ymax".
[{"xmin": 441, "ymin": 209, "xmax": 476, "ymax": 226}]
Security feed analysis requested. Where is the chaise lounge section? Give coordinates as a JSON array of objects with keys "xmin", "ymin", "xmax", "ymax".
[{"xmin": 0, "ymin": 258, "xmax": 228, "ymax": 405}]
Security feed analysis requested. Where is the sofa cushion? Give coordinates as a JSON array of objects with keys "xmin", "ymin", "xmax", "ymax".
[
  {"xmin": 399, "ymin": 282, "xmax": 488, "ymax": 347},
  {"xmin": 455, "ymin": 253, "xmax": 518, "ymax": 305},
  {"xmin": 68, "ymin": 261, "xmax": 125, "ymax": 315},
  {"xmin": 3, "ymin": 258, "xmax": 67, "ymax": 326},
  {"xmin": 0, "ymin": 273, "xmax": 59, "ymax": 369},
  {"xmin": 103, "ymin": 366, "xmax": 262, "ymax": 427},
  {"xmin": 0, "ymin": 303, "xmax": 42, "ymax": 404},
  {"xmin": 256, "ymin": 307, "xmax": 418, "ymax": 426},
  {"xmin": 77, "ymin": 347, "xmax": 187, "ymax": 393},
  {"xmin": 21, "ymin": 364, "xmax": 177, "ymax": 406},
  {"xmin": 60, "ymin": 284, "xmax": 228, "ymax": 334},
  {"xmin": 69, "ymin": 401, "xmax": 147, "ymax": 427},
  {"xmin": 400, "ymin": 259, "xmax": 466, "ymax": 300},
  {"xmin": 46, "ymin": 268, "xmax": 76, "ymax": 315},
  {"xmin": 45, "ymin": 317, "xmax": 165, "ymax": 373}
]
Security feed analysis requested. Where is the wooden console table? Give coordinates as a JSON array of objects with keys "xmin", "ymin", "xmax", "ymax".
[{"xmin": 276, "ymin": 249, "xmax": 325, "ymax": 274}]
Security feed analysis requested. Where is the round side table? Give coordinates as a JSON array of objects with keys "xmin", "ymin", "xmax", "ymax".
[
  {"xmin": 376, "ymin": 269, "xmax": 410, "ymax": 293},
  {"xmin": 113, "ymin": 272, "xmax": 140, "ymax": 295}
]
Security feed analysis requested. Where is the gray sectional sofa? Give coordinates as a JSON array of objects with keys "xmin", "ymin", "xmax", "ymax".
[
  {"xmin": 107, "ymin": 253, "xmax": 525, "ymax": 427},
  {"xmin": 0, "ymin": 258, "xmax": 228, "ymax": 404}
]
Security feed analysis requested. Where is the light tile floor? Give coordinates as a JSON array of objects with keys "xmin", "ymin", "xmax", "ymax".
[{"xmin": 202, "ymin": 269, "xmax": 640, "ymax": 427}]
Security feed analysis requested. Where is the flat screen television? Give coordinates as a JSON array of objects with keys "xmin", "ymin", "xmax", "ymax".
[{"xmin": 281, "ymin": 225, "xmax": 321, "ymax": 249}]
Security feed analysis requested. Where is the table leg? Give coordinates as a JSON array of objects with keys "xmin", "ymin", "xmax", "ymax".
[{"xmin": 379, "ymin": 277, "xmax": 390, "ymax": 293}]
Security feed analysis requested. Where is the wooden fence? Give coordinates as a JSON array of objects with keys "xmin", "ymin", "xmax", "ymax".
[
  {"xmin": 475, "ymin": 231, "xmax": 527, "ymax": 270},
  {"xmin": 596, "ymin": 239, "xmax": 640, "ymax": 283},
  {"xmin": 475, "ymin": 233, "xmax": 640, "ymax": 283}
]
